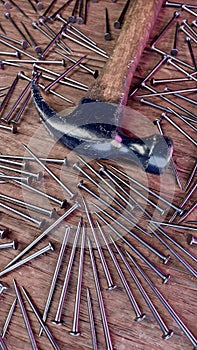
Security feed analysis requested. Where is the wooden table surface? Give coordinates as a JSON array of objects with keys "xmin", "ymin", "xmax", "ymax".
[{"xmin": 0, "ymin": 1, "xmax": 196, "ymax": 350}]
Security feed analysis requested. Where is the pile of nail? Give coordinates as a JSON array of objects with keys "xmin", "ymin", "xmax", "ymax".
[{"xmin": 0, "ymin": 1, "xmax": 196, "ymax": 350}]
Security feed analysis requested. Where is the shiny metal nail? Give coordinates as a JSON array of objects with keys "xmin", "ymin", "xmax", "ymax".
[
  {"xmin": 13, "ymin": 279, "xmax": 39, "ymax": 350},
  {"xmin": 178, "ymin": 201, "xmax": 197, "ymax": 224},
  {"xmin": 0, "ymin": 333, "xmax": 8, "ymax": 350},
  {"xmin": 0, "ymin": 124, "xmax": 17, "ymax": 133},
  {"xmin": 39, "ymin": 227, "xmax": 70, "ymax": 336},
  {"xmin": 87, "ymin": 237, "xmax": 113, "ymax": 350},
  {"xmin": 86, "ymin": 288, "xmax": 98, "ymax": 350},
  {"xmin": 95, "ymin": 210, "xmax": 170, "ymax": 263},
  {"xmin": 171, "ymin": 21, "xmax": 179, "ymax": 56},
  {"xmin": 70, "ymin": 224, "xmax": 86, "ymax": 335},
  {"xmin": 0, "ymin": 228, "xmax": 10, "ymax": 239},
  {"xmin": 185, "ymin": 36, "xmax": 197, "ymax": 71},
  {"xmin": 181, "ymin": 4, "xmax": 197, "ymax": 17},
  {"xmin": 0, "ymin": 164, "xmax": 43, "ymax": 180},
  {"xmin": 20, "ymin": 21, "xmax": 42, "ymax": 56},
  {"xmin": 41, "ymin": 24, "xmax": 66, "ymax": 58},
  {"xmin": 22, "ymin": 287, "xmax": 61, "ymax": 350},
  {"xmin": 0, "ymin": 173, "xmax": 32, "ymax": 184},
  {"xmin": 0, "ymin": 158, "xmax": 27, "ymax": 169},
  {"xmin": 52, "ymin": 219, "xmax": 82, "ymax": 325},
  {"xmin": 149, "ymin": 220, "xmax": 197, "ymax": 231},
  {"xmin": 114, "ymin": 0, "xmax": 130, "ymax": 29},
  {"xmin": 1, "ymin": 297, "xmax": 17, "ymax": 338},
  {"xmin": 128, "ymin": 254, "xmax": 197, "ymax": 349},
  {"xmin": 4, "ymin": 12, "xmax": 30, "ymax": 45},
  {"xmin": 151, "ymin": 11, "xmax": 180, "ymax": 47},
  {"xmin": 119, "ymin": 249, "xmax": 173, "ymax": 339},
  {"xmin": 151, "ymin": 45, "xmax": 194, "ymax": 70},
  {"xmin": 5, "ymin": 201, "xmax": 80, "ymax": 269},
  {"xmin": 187, "ymin": 234, "xmax": 197, "ymax": 246},
  {"xmin": 0, "ymin": 240, "xmax": 17, "ymax": 250},
  {"xmin": 0, "ymin": 283, "xmax": 8, "ymax": 294},
  {"xmin": 0, "ymin": 242, "xmax": 54, "ymax": 277},
  {"xmin": 110, "ymin": 236, "xmax": 146, "ymax": 320},
  {"xmin": 82, "ymin": 197, "xmax": 116, "ymax": 290},
  {"xmin": 11, "ymin": 91, "xmax": 31, "ymax": 124},
  {"xmin": 185, "ymin": 161, "xmax": 197, "ymax": 191},
  {"xmin": 0, "ymin": 74, "xmax": 19, "ymax": 115},
  {"xmin": 0, "ymin": 201, "xmax": 45, "ymax": 229},
  {"xmin": 0, "ymin": 154, "xmax": 67, "ymax": 165},
  {"xmin": 23, "ymin": 144, "xmax": 76, "ymax": 199}
]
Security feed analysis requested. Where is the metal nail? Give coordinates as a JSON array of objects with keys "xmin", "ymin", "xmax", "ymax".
[
  {"xmin": 0, "ymin": 240, "xmax": 17, "ymax": 250},
  {"xmin": 0, "ymin": 333, "xmax": 8, "ymax": 350},
  {"xmin": 4, "ymin": 12, "xmax": 30, "ymax": 45},
  {"xmin": 34, "ymin": 0, "xmax": 43, "ymax": 10},
  {"xmin": 0, "ymin": 154, "xmax": 67, "ymax": 165},
  {"xmin": 0, "ymin": 173, "xmax": 32, "ymax": 184},
  {"xmin": 0, "ymin": 193, "xmax": 57, "ymax": 218},
  {"xmin": 0, "ymin": 228, "xmax": 10, "ymax": 239},
  {"xmin": 41, "ymin": 24, "xmax": 66, "ymax": 58},
  {"xmin": 4, "ymin": 201, "xmax": 80, "ymax": 269},
  {"xmin": 137, "ymin": 86, "xmax": 197, "ymax": 98},
  {"xmin": 161, "ymin": 112, "xmax": 197, "ymax": 147},
  {"xmin": 41, "ymin": 72, "xmax": 87, "ymax": 92},
  {"xmin": 23, "ymin": 144, "xmax": 76, "ymax": 199},
  {"xmin": 76, "ymin": 0, "xmax": 84, "ymax": 24},
  {"xmin": 87, "ymin": 237, "xmax": 114, "ymax": 350},
  {"xmin": 12, "ymin": 178, "xmax": 68, "ymax": 208},
  {"xmin": 73, "ymin": 162, "xmax": 137, "ymax": 221},
  {"xmin": 86, "ymin": 288, "xmax": 98, "ymax": 350},
  {"xmin": 109, "ymin": 164, "xmax": 182, "ymax": 213},
  {"xmin": 181, "ymin": 4, "xmax": 197, "ymax": 16},
  {"xmin": 119, "ymin": 249, "xmax": 173, "ymax": 339},
  {"xmin": 49, "ymin": 0, "xmax": 74, "ymax": 21},
  {"xmin": 0, "ymin": 283, "xmax": 8, "ymax": 294},
  {"xmin": 0, "ymin": 242, "xmax": 54, "ymax": 277},
  {"xmin": 0, "ymin": 201, "xmax": 45, "ymax": 229},
  {"xmin": 185, "ymin": 161, "xmax": 197, "ymax": 191},
  {"xmin": 105, "ymin": 8, "xmax": 111, "ymax": 40},
  {"xmin": 149, "ymin": 226, "xmax": 197, "ymax": 278},
  {"xmin": 150, "ymin": 77, "xmax": 191, "ymax": 85},
  {"xmin": 39, "ymin": 227, "xmax": 70, "ymax": 336},
  {"xmin": 126, "ymin": 254, "xmax": 197, "ymax": 349},
  {"xmin": 69, "ymin": 0, "xmax": 80, "ymax": 22},
  {"xmin": 11, "ymin": 91, "xmax": 31, "ymax": 124},
  {"xmin": 44, "ymin": 56, "xmax": 86, "ymax": 91},
  {"xmin": 114, "ymin": 0, "xmax": 130, "ymax": 29},
  {"xmin": 13, "ymin": 279, "xmax": 39, "ymax": 350},
  {"xmin": 151, "ymin": 11, "xmax": 180, "ymax": 47},
  {"xmin": 41, "ymin": 0, "xmax": 58, "ymax": 18},
  {"xmin": 178, "ymin": 201, "xmax": 197, "ymax": 224},
  {"xmin": 0, "ymin": 164, "xmax": 43, "ymax": 181},
  {"xmin": 95, "ymin": 209, "xmax": 170, "ymax": 263},
  {"xmin": 109, "ymin": 236, "xmax": 146, "ymax": 321},
  {"xmin": 0, "ymin": 158, "xmax": 27, "ymax": 169},
  {"xmin": 52, "ymin": 219, "xmax": 82, "ymax": 325},
  {"xmin": 0, "ymin": 0, "xmax": 12, "ymax": 10},
  {"xmin": 185, "ymin": 36, "xmax": 197, "ymax": 71},
  {"xmin": 0, "ymin": 33, "xmax": 30, "ymax": 50},
  {"xmin": 27, "ymin": 0, "xmax": 37, "ymax": 13},
  {"xmin": 82, "ymin": 197, "xmax": 116, "ymax": 290},
  {"xmin": 70, "ymin": 223, "xmax": 86, "ymax": 335},
  {"xmin": 83, "ymin": 0, "xmax": 88, "ymax": 24},
  {"xmin": 187, "ymin": 234, "xmax": 197, "ymax": 246},
  {"xmin": 21, "ymin": 21, "xmax": 43, "ymax": 56},
  {"xmin": 1, "ymin": 297, "xmax": 17, "ymax": 338},
  {"xmin": 163, "ymin": 1, "xmax": 197, "ymax": 8},
  {"xmin": 9, "ymin": 0, "xmax": 30, "ymax": 18},
  {"xmin": 0, "ymin": 124, "xmax": 17, "ymax": 133},
  {"xmin": 0, "ymin": 74, "xmax": 19, "ymax": 115},
  {"xmin": 0, "ymin": 51, "xmax": 20, "ymax": 57},
  {"xmin": 171, "ymin": 21, "xmax": 179, "ymax": 56},
  {"xmin": 149, "ymin": 220, "xmax": 197, "ymax": 232},
  {"xmin": 21, "ymin": 287, "xmax": 61, "ymax": 350},
  {"xmin": 151, "ymin": 45, "xmax": 194, "ymax": 70}
]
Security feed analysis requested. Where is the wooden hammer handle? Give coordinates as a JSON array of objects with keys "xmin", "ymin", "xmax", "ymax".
[{"xmin": 87, "ymin": 0, "xmax": 163, "ymax": 104}]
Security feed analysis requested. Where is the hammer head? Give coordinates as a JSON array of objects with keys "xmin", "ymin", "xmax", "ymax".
[{"xmin": 31, "ymin": 81, "xmax": 173, "ymax": 175}]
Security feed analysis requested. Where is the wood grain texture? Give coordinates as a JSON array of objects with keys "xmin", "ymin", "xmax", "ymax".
[{"xmin": 0, "ymin": 1, "xmax": 196, "ymax": 350}]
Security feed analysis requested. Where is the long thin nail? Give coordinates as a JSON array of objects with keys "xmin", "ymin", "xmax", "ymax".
[
  {"xmin": 70, "ymin": 224, "xmax": 86, "ymax": 335},
  {"xmin": 148, "ymin": 220, "xmax": 197, "ymax": 231},
  {"xmin": 171, "ymin": 21, "xmax": 179, "ymax": 56},
  {"xmin": 4, "ymin": 202, "xmax": 80, "ymax": 268},
  {"xmin": 181, "ymin": 4, "xmax": 197, "ymax": 17},
  {"xmin": 0, "ymin": 164, "xmax": 43, "ymax": 180},
  {"xmin": 151, "ymin": 11, "xmax": 180, "ymax": 47},
  {"xmin": 1, "ymin": 297, "xmax": 17, "ymax": 338},
  {"xmin": 185, "ymin": 161, "xmax": 197, "ymax": 191},
  {"xmin": 20, "ymin": 21, "xmax": 42, "ymax": 57},
  {"xmin": 4, "ymin": 12, "xmax": 30, "ymax": 44},
  {"xmin": 0, "ymin": 173, "xmax": 32, "ymax": 184},
  {"xmin": 0, "ymin": 334, "xmax": 8, "ymax": 350},
  {"xmin": 0, "ymin": 242, "xmax": 54, "ymax": 277},
  {"xmin": 95, "ymin": 210, "xmax": 170, "ymax": 263},
  {"xmin": 0, "ymin": 201, "xmax": 45, "ymax": 229},
  {"xmin": 0, "ymin": 158, "xmax": 27, "ymax": 169},
  {"xmin": 23, "ymin": 144, "xmax": 76, "ymax": 199},
  {"xmin": 0, "ymin": 154, "xmax": 67, "ymax": 165},
  {"xmin": 128, "ymin": 255, "xmax": 197, "ymax": 349},
  {"xmin": 52, "ymin": 219, "xmax": 82, "ymax": 325},
  {"xmin": 68, "ymin": 0, "xmax": 80, "ymax": 22},
  {"xmin": 9, "ymin": 0, "xmax": 30, "ymax": 18},
  {"xmin": 86, "ymin": 288, "xmax": 98, "ymax": 350},
  {"xmin": 0, "ymin": 193, "xmax": 56, "ymax": 218},
  {"xmin": 137, "ymin": 86, "xmax": 197, "ymax": 98},
  {"xmin": 114, "ymin": 0, "xmax": 130, "ymax": 29},
  {"xmin": 87, "ymin": 237, "xmax": 114, "ymax": 350},
  {"xmin": 178, "ymin": 201, "xmax": 197, "ymax": 224},
  {"xmin": 41, "ymin": 24, "xmax": 66, "ymax": 58},
  {"xmin": 0, "ymin": 240, "xmax": 17, "ymax": 250},
  {"xmin": 21, "ymin": 287, "xmax": 61, "ymax": 350},
  {"xmin": 39, "ymin": 227, "xmax": 70, "ymax": 336},
  {"xmin": 49, "ymin": 0, "xmax": 73, "ymax": 21},
  {"xmin": 0, "ymin": 74, "xmax": 19, "ymax": 115},
  {"xmin": 119, "ymin": 249, "xmax": 173, "ymax": 340},
  {"xmin": 109, "ymin": 164, "xmax": 182, "ymax": 213},
  {"xmin": 185, "ymin": 36, "xmax": 197, "ymax": 71},
  {"xmin": 41, "ymin": 0, "xmax": 58, "ymax": 18},
  {"xmin": 82, "ymin": 197, "xmax": 116, "ymax": 290},
  {"xmin": 13, "ymin": 279, "xmax": 39, "ymax": 350},
  {"xmin": 11, "ymin": 90, "xmax": 31, "ymax": 124},
  {"xmin": 149, "ymin": 226, "xmax": 197, "ymax": 278}
]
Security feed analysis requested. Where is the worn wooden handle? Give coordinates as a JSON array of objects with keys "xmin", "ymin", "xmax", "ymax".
[{"xmin": 87, "ymin": 0, "xmax": 163, "ymax": 104}]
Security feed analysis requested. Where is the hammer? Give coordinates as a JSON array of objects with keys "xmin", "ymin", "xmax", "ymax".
[{"xmin": 31, "ymin": 0, "xmax": 173, "ymax": 175}]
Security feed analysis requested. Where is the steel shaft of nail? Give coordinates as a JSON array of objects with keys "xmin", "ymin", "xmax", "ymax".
[
  {"xmin": 0, "ymin": 242, "xmax": 54, "ymax": 277},
  {"xmin": 186, "ymin": 36, "xmax": 197, "ymax": 71},
  {"xmin": 0, "ymin": 193, "xmax": 55, "ymax": 218},
  {"xmin": 53, "ymin": 219, "xmax": 81, "ymax": 324},
  {"xmin": 0, "ymin": 154, "xmax": 67, "ymax": 165},
  {"xmin": 1, "ymin": 297, "xmax": 17, "ymax": 338},
  {"xmin": 128, "ymin": 254, "xmax": 197, "ymax": 349},
  {"xmin": 0, "ymin": 164, "xmax": 41, "ymax": 179},
  {"xmin": 98, "ymin": 164, "xmax": 164, "ymax": 215},
  {"xmin": 22, "ymin": 287, "xmax": 61, "ymax": 350},
  {"xmin": 150, "ymin": 227, "xmax": 197, "ymax": 278},
  {"xmin": 0, "ymin": 74, "xmax": 18, "ymax": 114},
  {"xmin": 151, "ymin": 45, "xmax": 194, "ymax": 70},
  {"xmin": 151, "ymin": 11, "xmax": 180, "ymax": 47},
  {"xmin": 109, "ymin": 165, "xmax": 183, "ymax": 213},
  {"xmin": 0, "ymin": 38, "xmax": 36, "ymax": 60},
  {"xmin": 0, "ymin": 334, "xmax": 8, "ymax": 350},
  {"xmin": 70, "ymin": 224, "xmax": 86, "ymax": 335},
  {"xmin": 86, "ymin": 288, "xmax": 98, "ymax": 350},
  {"xmin": 39, "ymin": 18, "xmax": 71, "ymax": 53},
  {"xmin": 166, "ymin": 107, "xmax": 197, "ymax": 133},
  {"xmin": 82, "ymin": 197, "xmax": 115, "ymax": 289},
  {"xmin": 5, "ymin": 201, "xmax": 79, "ymax": 269},
  {"xmin": 150, "ymin": 220, "xmax": 197, "ymax": 231},
  {"xmin": 13, "ymin": 279, "xmax": 39, "ymax": 350},
  {"xmin": 11, "ymin": 91, "xmax": 31, "ymax": 124},
  {"xmin": 0, "ymin": 241, "xmax": 16, "ymax": 249},
  {"xmin": 178, "ymin": 201, "xmax": 197, "ymax": 224},
  {"xmin": 39, "ymin": 227, "xmax": 70, "ymax": 336},
  {"xmin": 185, "ymin": 161, "xmax": 197, "ymax": 191},
  {"xmin": 88, "ymin": 237, "xmax": 113, "ymax": 350},
  {"xmin": 0, "ymin": 158, "xmax": 26, "ymax": 168},
  {"xmin": 138, "ymin": 87, "xmax": 197, "ymax": 98},
  {"xmin": 73, "ymin": 162, "xmax": 137, "ymax": 221},
  {"xmin": 41, "ymin": 24, "xmax": 66, "ymax": 58},
  {"xmin": 0, "ymin": 174, "xmax": 30, "ymax": 183},
  {"xmin": 0, "ymin": 201, "xmax": 44, "ymax": 228},
  {"xmin": 182, "ymin": 5, "xmax": 197, "ymax": 17},
  {"xmin": 116, "ymin": 246, "xmax": 173, "ymax": 339},
  {"xmin": 96, "ymin": 212, "xmax": 170, "ymax": 281},
  {"xmin": 41, "ymin": 73, "xmax": 88, "ymax": 91},
  {"xmin": 23, "ymin": 144, "xmax": 75, "ymax": 199}
]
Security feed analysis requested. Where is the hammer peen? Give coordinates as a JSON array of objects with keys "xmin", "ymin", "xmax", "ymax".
[{"xmin": 31, "ymin": 0, "xmax": 173, "ymax": 175}]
